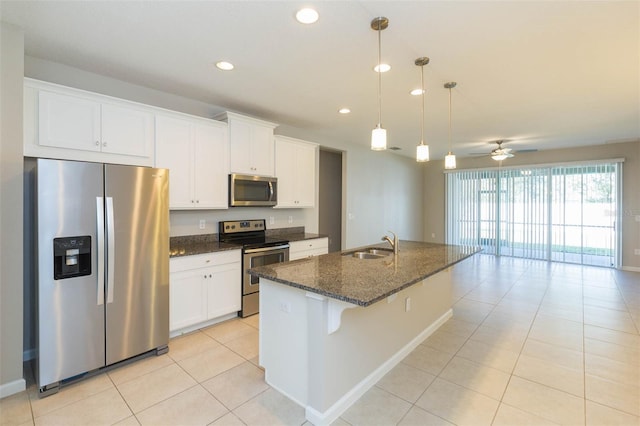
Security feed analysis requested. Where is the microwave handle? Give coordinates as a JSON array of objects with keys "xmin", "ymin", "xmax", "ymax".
[{"xmin": 268, "ymin": 181, "xmax": 274, "ymax": 201}]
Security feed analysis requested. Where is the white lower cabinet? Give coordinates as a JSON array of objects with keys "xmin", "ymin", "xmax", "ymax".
[
  {"xmin": 289, "ymin": 237, "xmax": 329, "ymax": 260},
  {"xmin": 169, "ymin": 250, "xmax": 241, "ymax": 334}
]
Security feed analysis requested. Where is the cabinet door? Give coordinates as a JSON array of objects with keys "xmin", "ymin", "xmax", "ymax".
[
  {"xmin": 156, "ymin": 115, "xmax": 194, "ymax": 209},
  {"xmin": 39, "ymin": 90, "xmax": 100, "ymax": 152},
  {"xmin": 206, "ymin": 264, "xmax": 241, "ymax": 319},
  {"xmin": 169, "ymin": 268, "xmax": 208, "ymax": 331},
  {"xmin": 275, "ymin": 140, "xmax": 297, "ymax": 207},
  {"xmin": 194, "ymin": 123, "xmax": 228, "ymax": 209},
  {"xmin": 101, "ymin": 103, "xmax": 154, "ymax": 158},
  {"xmin": 294, "ymin": 143, "xmax": 316, "ymax": 207},
  {"xmin": 251, "ymin": 125, "xmax": 274, "ymax": 176},
  {"xmin": 228, "ymin": 119, "xmax": 253, "ymax": 174}
]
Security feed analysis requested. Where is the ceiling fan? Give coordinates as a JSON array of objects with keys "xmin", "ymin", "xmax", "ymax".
[
  {"xmin": 490, "ymin": 140, "xmax": 514, "ymax": 161},
  {"xmin": 470, "ymin": 140, "xmax": 537, "ymax": 161}
]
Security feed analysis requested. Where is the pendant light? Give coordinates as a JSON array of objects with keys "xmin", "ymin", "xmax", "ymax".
[
  {"xmin": 415, "ymin": 57, "xmax": 430, "ymax": 162},
  {"xmin": 371, "ymin": 17, "xmax": 388, "ymax": 151},
  {"xmin": 444, "ymin": 82, "xmax": 457, "ymax": 169}
]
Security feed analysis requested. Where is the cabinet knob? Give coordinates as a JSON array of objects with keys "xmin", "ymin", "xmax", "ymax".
[
  {"xmin": 203, "ymin": 274, "xmax": 207, "ymax": 279},
  {"xmin": 103, "ymin": 142, "xmax": 107, "ymax": 147},
  {"xmin": 209, "ymin": 274, "xmax": 212, "ymax": 278},
  {"xmin": 191, "ymin": 200, "xmax": 195, "ymax": 203},
  {"xmin": 95, "ymin": 141, "xmax": 100, "ymax": 146},
  {"xmin": 196, "ymin": 200, "xmax": 199, "ymax": 203}
]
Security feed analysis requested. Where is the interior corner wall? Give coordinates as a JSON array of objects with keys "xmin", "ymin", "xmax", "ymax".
[
  {"xmin": 423, "ymin": 140, "xmax": 640, "ymax": 269},
  {"xmin": 278, "ymin": 124, "xmax": 425, "ymax": 249},
  {"xmin": 0, "ymin": 21, "xmax": 26, "ymax": 397}
]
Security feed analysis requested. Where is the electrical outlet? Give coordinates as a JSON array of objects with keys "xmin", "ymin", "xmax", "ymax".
[
  {"xmin": 199, "ymin": 219, "xmax": 206, "ymax": 230},
  {"xmin": 635, "ymin": 249, "xmax": 640, "ymax": 256},
  {"xmin": 431, "ymin": 233, "xmax": 436, "ymax": 239},
  {"xmin": 269, "ymin": 216, "xmax": 275, "ymax": 225},
  {"xmin": 405, "ymin": 297, "xmax": 411, "ymax": 312},
  {"xmin": 279, "ymin": 301, "xmax": 291, "ymax": 313},
  {"xmin": 288, "ymin": 216, "xmax": 293, "ymax": 224}
]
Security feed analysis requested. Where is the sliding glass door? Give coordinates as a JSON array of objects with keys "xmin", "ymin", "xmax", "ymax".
[{"xmin": 446, "ymin": 161, "xmax": 621, "ymax": 267}]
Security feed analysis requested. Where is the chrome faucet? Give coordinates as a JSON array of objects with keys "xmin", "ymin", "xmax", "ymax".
[{"xmin": 382, "ymin": 231, "xmax": 399, "ymax": 255}]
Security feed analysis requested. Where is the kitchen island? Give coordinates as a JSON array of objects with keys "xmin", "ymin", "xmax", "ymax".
[{"xmin": 249, "ymin": 241, "xmax": 479, "ymax": 426}]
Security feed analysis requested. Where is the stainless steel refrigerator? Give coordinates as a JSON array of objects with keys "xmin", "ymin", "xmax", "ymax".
[{"xmin": 33, "ymin": 158, "xmax": 169, "ymax": 396}]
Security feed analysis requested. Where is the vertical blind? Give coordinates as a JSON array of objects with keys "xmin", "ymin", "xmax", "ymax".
[{"xmin": 445, "ymin": 161, "xmax": 622, "ymax": 267}]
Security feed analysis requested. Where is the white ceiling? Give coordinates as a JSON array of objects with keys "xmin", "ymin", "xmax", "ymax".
[{"xmin": 1, "ymin": 1, "xmax": 638, "ymax": 160}]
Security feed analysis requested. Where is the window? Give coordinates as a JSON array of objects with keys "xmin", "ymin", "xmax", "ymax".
[{"xmin": 446, "ymin": 161, "xmax": 622, "ymax": 267}]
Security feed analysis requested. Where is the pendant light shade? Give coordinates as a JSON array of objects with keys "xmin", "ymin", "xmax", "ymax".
[
  {"xmin": 371, "ymin": 17, "xmax": 388, "ymax": 151},
  {"xmin": 371, "ymin": 125, "xmax": 387, "ymax": 151},
  {"xmin": 416, "ymin": 144, "xmax": 430, "ymax": 162},
  {"xmin": 445, "ymin": 153, "xmax": 457, "ymax": 169},
  {"xmin": 415, "ymin": 57, "xmax": 430, "ymax": 162},
  {"xmin": 444, "ymin": 82, "xmax": 457, "ymax": 169}
]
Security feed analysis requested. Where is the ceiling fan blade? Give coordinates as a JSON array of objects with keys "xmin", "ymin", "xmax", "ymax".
[{"xmin": 514, "ymin": 148, "xmax": 537, "ymax": 153}]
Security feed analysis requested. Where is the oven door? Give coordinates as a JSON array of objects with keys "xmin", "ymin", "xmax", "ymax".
[{"xmin": 243, "ymin": 245, "xmax": 289, "ymax": 296}]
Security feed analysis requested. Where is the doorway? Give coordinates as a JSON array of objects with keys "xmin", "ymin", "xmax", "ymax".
[{"xmin": 319, "ymin": 149, "xmax": 343, "ymax": 252}]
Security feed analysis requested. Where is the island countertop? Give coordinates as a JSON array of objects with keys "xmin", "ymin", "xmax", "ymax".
[{"xmin": 249, "ymin": 241, "xmax": 480, "ymax": 307}]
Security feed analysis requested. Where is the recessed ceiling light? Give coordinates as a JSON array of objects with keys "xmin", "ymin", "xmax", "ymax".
[
  {"xmin": 296, "ymin": 8, "xmax": 319, "ymax": 24},
  {"xmin": 338, "ymin": 108, "xmax": 351, "ymax": 114},
  {"xmin": 410, "ymin": 88, "xmax": 424, "ymax": 96},
  {"xmin": 373, "ymin": 63, "xmax": 391, "ymax": 73},
  {"xmin": 215, "ymin": 61, "xmax": 234, "ymax": 71}
]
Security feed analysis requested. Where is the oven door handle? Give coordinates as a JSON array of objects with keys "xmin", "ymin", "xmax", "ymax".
[{"xmin": 244, "ymin": 244, "xmax": 289, "ymax": 254}]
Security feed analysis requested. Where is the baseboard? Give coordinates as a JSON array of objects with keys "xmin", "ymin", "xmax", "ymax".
[
  {"xmin": 305, "ymin": 309, "xmax": 453, "ymax": 426},
  {"xmin": 621, "ymin": 266, "xmax": 640, "ymax": 272},
  {"xmin": 0, "ymin": 378, "xmax": 26, "ymax": 398},
  {"xmin": 169, "ymin": 313, "xmax": 238, "ymax": 338}
]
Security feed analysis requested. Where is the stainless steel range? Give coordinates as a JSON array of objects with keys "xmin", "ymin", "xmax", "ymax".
[{"xmin": 218, "ymin": 219, "xmax": 289, "ymax": 317}]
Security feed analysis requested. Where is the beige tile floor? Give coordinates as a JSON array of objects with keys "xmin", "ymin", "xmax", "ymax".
[{"xmin": 2, "ymin": 254, "xmax": 639, "ymax": 425}]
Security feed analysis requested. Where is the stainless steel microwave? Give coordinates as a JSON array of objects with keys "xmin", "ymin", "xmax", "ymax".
[{"xmin": 229, "ymin": 174, "xmax": 277, "ymax": 207}]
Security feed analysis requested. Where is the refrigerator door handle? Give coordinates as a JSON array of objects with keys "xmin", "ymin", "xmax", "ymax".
[
  {"xmin": 106, "ymin": 197, "xmax": 115, "ymax": 304},
  {"xmin": 96, "ymin": 197, "xmax": 105, "ymax": 306}
]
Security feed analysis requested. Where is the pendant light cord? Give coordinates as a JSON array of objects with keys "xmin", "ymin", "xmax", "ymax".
[
  {"xmin": 448, "ymin": 87, "xmax": 452, "ymax": 151},
  {"xmin": 377, "ymin": 22, "xmax": 382, "ymax": 126},
  {"xmin": 420, "ymin": 65, "xmax": 425, "ymax": 144}
]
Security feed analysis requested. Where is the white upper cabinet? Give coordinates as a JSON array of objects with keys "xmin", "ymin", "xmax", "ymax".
[
  {"xmin": 38, "ymin": 91, "xmax": 101, "ymax": 151},
  {"xmin": 156, "ymin": 113, "xmax": 228, "ymax": 210},
  {"xmin": 215, "ymin": 111, "xmax": 278, "ymax": 176},
  {"xmin": 275, "ymin": 135, "xmax": 318, "ymax": 208},
  {"xmin": 26, "ymin": 79, "xmax": 154, "ymax": 166},
  {"xmin": 101, "ymin": 103, "xmax": 154, "ymax": 157}
]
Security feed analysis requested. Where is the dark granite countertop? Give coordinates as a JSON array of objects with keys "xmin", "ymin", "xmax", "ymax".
[
  {"xmin": 248, "ymin": 241, "xmax": 480, "ymax": 307},
  {"xmin": 169, "ymin": 234, "xmax": 240, "ymax": 257},
  {"xmin": 169, "ymin": 229, "xmax": 328, "ymax": 257}
]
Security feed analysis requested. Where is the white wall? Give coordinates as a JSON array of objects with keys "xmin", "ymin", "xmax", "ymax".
[
  {"xmin": 278, "ymin": 124, "xmax": 425, "ymax": 249},
  {"xmin": 0, "ymin": 21, "xmax": 26, "ymax": 397}
]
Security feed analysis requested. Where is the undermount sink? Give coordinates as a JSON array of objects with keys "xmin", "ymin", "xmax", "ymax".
[{"xmin": 344, "ymin": 247, "xmax": 394, "ymax": 259}]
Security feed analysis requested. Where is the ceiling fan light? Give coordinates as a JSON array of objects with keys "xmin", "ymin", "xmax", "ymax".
[
  {"xmin": 416, "ymin": 143, "xmax": 429, "ymax": 162},
  {"xmin": 295, "ymin": 8, "xmax": 319, "ymax": 24},
  {"xmin": 373, "ymin": 63, "xmax": 391, "ymax": 73},
  {"xmin": 492, "ymin": 153, "xmax": 509, "ymax": 161},
  {"xmin": 371, "ymin": 125, "xmax": 387, "ymax": 150},
  {"xmin": 445, "ymin": 152, "xmax": 456, "ymax": 169}
]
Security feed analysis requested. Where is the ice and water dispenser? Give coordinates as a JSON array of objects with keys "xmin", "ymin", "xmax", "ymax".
[{"xmin": 53, "ymin": 236, "xmax": 91, "ymax": 280}]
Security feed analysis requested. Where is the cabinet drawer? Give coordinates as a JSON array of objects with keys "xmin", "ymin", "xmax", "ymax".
[
  {"xmin": 290, "ymin": 238, "xmax": 328, "ymax": 253},
  {"xmin": 170, "ymin": 250, "xmax": 241, "ymax": 273}
]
